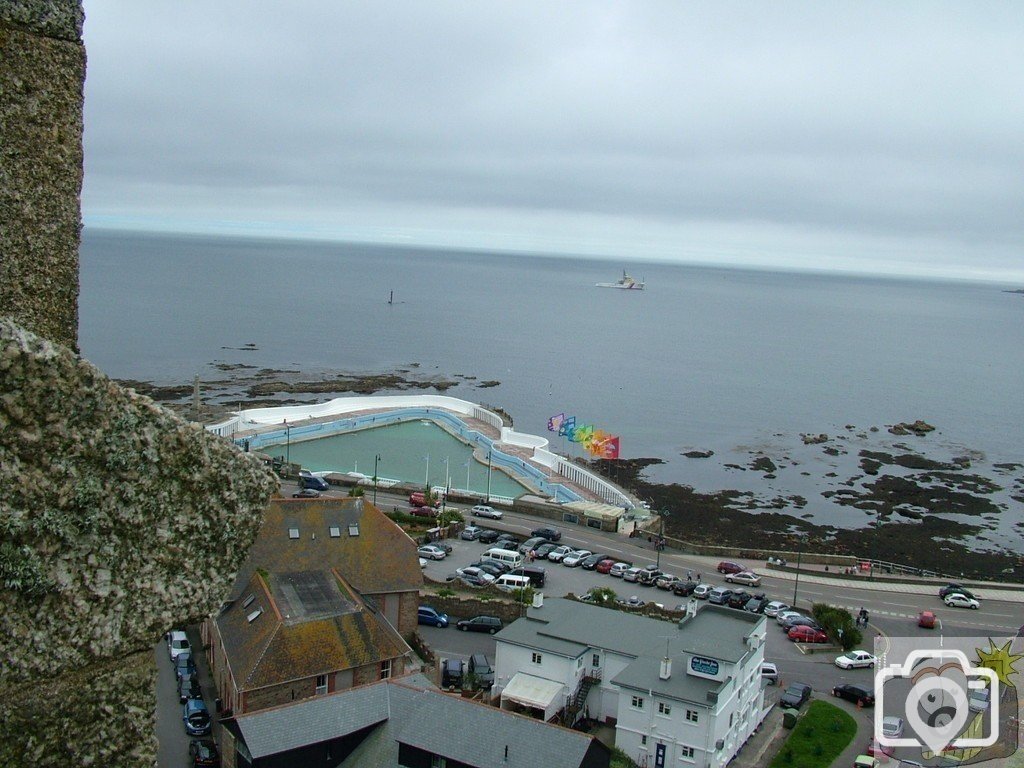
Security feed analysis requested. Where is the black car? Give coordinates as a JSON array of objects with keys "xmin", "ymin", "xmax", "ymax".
[
  {"xmin": 727, "ymin": 590, "xmax": 753, "ymax": 609},
  {"xmin": 178, "ymin": 671, "xmax": 202, "ymax": 704},
  {"xmin": 477, "ymin": 529, "xmax": 501, "ymax": 544},
  {"xmin": 581, "ymin": 553, "xmax": 610, "ymax": 570},
  {"xmin": 188, "ymin": 739, "xmax": 220, "ymax": 767},
  {"xmin": 744, "ymin": 597, "xmax": 770, "ymax": 614},
  {"xmin": 831, "ymin": 684, "xmax": 874, "ymax": 707},
  {"xmin": 175, "ymin": 651, "xmax": 197, "ymax": 680},
  {"xmin": 457, "ymin": 615, "xmax": 503, "ymax": 634},
  {"xmin": 534, "ymin": 542, "xmax": 558, "ymax": 559},
  {"xmin": 781, "ymin": 615, "xmax": 822, "ymax": 632},
  {"xmin": 531, "ymin": 527, "xmax": 562, "ymax": 542},
  {"xmin": 780, "ymin": 682, "xmax": 813, "ymax": 709},
  {"xmin": 508, "ymin": 565, "xmax": 546, "ymax": 587},
  {"xmin": 457, "ymin": 571, "xmax": 491, "ymax": 587},
  {"xmin": 471, "ymin": 560, "xmax": 511, "ymax": 577},
  {"xmin": 468, "ymin": 653, "xmax": 495, "ymax": 689},
  {"xmin": 495, "ymin": 534, "xmax": 521, "ymax": 547},
  {"xmin": 441, "ymin": 658, "xmax": 464, "ymax": 690},
  {"xmin": 939, "ymin": 583, "xmax": 976, "ymax": 600},
  {"xmin": 672, "ymin": 581, "xmax": 698, "ymax": 597}
]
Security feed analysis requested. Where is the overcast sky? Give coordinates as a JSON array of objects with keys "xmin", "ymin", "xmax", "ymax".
[{"xmin": 81, "ymin": 2, "xmax": 1024, "ymax": 280}]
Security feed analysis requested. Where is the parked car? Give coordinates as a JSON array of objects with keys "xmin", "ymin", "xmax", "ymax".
[
  {"xmin": 761, "ymin": 662, "xmax": 779, "ymax": 685},
  {"xmin": 175, "ymin": 651, "xmax": 196, "ymax": 680},
  {"xmin": 495, "ymin": 533, "xmax": 520, "ymax": 547},
  {"xmin": 547, "ymin": 545, "xmax": 575, "ymax": 563},
  {"xmin": 832, "ymin": 684, "xmax": 875, "ymax": 705},
  {"xmin": 865, "ymin": 740, "xmax": 895, "ymax": 760},
  {"xmin": 167, "ymin": 630, "xmax": 191, "ymax": 662},
  {"xmin": 717, "ymin": 561, "xmax": 745, "ymax": 575},
  {"xmin": 432, "ymin": 541, "xmax": 453, "ymax": 554},
  {"xmin": 408, "ymin": 491, "xmax": 439, "ymax": 507},
  {"xmin": 183, "ymin": 698, "xmax": 211, "ymax": 736},
  {"xmin": 581, "ymin": 553, "xmax": 612, "ymax": 570},
  {"xmin": 534, "ymin": 542, "xmax": 559, "ymax": 559},
  {"xmin": 636, "ymin": 566, "xmax": 663, "ymax": 586},
  {"xmin": 471, "ymin": 504, "xmax": 503, "ymax": 519},
  {"xmin": 918, "ymin": 610, "xmax": 937, "ymax": 629},
  {"xmin": 782, "ymin": 616, "xmax": 823, "ymax": 633},
  {"xmin": 835, "ymin": 650, "xmax": 877, "ymax": 669},
  {"xmin": 460, "ymin": 525, "xmax": 483, "ymax": 540},
  {"xmin": 468, "ymin": 653, "xmax": 495, "ymax": 689},
  {"xmin": 409, "ymin": 505, "xmax": 438, "ymax": 518},
  {"xmin": 780, "ymin": 682, "xmax": 812, "ymax": 709},
  {"xmin": 724, "ymin": 570, "xmax": 762, "ymax": 587},
  {"xmin": 595, "ymin": 558, "xmax": 620, "ymax": 575},
  {"xmin": 608, "ymin": 562, "xmax": 631, "ymax": 577},
  {"xmin": 472, "ymin": 560, "xmax": 512, "ymax": 576},
  {"xmin": 299, "ymin": 471, "xmax": 330, "ymax": 491},
  {"xmin": 455, "ymin": 566, "xmax": 495, "ymax": 586},
  {"xmin": 178, "ymin": 671, "xmax": 202, "ymax": 704},
  {"xmin": 417, "ymin": 544, "xmax": 447, "ymax": 561},
  {"xmin": 944, "ymin": 593, "xmax": 980, "ymax": 609},
  {"xmin": 477, "ymin": 529, "xmax": 501, "ymax": 544},
  {"xmin": 518, "ymin": 536, "xmax": 548, "ymax": 555},
  {"xmin": 418, "ymin": 606, "xmax": 449, "ymax": 627},
  {"xmin": 655, "ymin": 574, "xmax": 682, "ymax": 590},
  {"xmin": 672, "ymin": 581, "xmax": 698, "ymax": 597},
  {"xmin": 939, "ymin": 583, "xmax": 975, "ymax": 599},
  {"xmin": 457, "ymin": 615, "xmax": 503, "ymax": 634},
  {"xmin": 623, "ymin": 567, "xmax": 644, "ymax": 583},
  {"xmin": 726, "ymin": 590, "xmax": 753, "ymax": 609},
  {"xmin": 188, "ymin": 739, "xmax": 220, "ymax": 767},
  {"xmin": 881, "ymin": 716, "xmax": 904, "ymax": 739},
  {"xmin": 788, "ymin": 625, "xmax": 828, "ymax": 643},
  {"xmin": 764, "ymin": 601, "xmax": 790, "ymax": 617},
  {"xmin": 562, "ymin": 550, "xmax": 593, "ymax": 567},
  {"xmin": 507, "ymin": 565, "xmax": 546, "ymax": 587},
  {"xmin": 853, "ymin": 757, "xmax": 881, "ymax": 768},
  {"xmin": 692, "ymin": 584, "xmax": 712, "ymax": 599},
  {"xmin": 441, "ymin": 658, "xmax": 464, "ymax": 690},
  {"xmin": 744, "ymin": 596, "xmax": 770, "ymax": 614},
  {"xmin": 776, "ymin": 610, "xmax": 804, "ymax": 625},
  {"xmin": 708, "ymin": 587, "xmax": 733, "ymax": 605},
  {"xmin": 531, "ymin": 527, "xmax": 561, "ymax": 541},
  {"xmin": 619, "ymin": 595, "xmax": 646, "ymax": 608}
]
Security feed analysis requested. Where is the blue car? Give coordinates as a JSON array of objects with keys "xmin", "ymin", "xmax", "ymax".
[
  {"xmin": 418, "ymin": 606, "xmax": 449, "ymax": 628},
  {"xmin": 183, "ymin": 698, "xmax": 211, "ymax": 736}
]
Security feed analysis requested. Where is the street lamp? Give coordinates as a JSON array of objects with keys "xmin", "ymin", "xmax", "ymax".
[
  {"xmin": 655, "ymin": 511, "xmax": 668, "ymax": 569},
  {"xmin": 485, "ymin": 448, "xmax": 493, "ymax": 503},
  {"xmin": 373, "ymin": 454, "xmax": 381, "ymax": 506},
  {"xmin": 284, "ymin": 419, "xmax": 291, "ymax": 466}
]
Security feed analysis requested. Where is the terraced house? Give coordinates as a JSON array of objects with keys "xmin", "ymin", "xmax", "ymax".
[{"xmin": 206, "ymin": 498, "xmax": 422, "ymax": 715}]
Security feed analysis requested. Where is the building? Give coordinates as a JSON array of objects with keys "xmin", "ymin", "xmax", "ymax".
[
  {"xmin": 493, "ymin": 597, "xmax": 768, "ymax": 768},
  {"xmin": 220, "ymin": 674, "xmax": 611, "ymax": 768},
  {"xmin": 207, "ymin": 498, "xmax": 423, "ymax": 715}
]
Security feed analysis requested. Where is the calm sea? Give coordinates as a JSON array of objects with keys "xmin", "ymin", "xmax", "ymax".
[{"xmin": 79, "ymin": 228, "xmax": 1024, "ymax": 531}]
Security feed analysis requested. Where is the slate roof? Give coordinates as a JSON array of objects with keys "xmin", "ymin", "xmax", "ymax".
[
  {"xmin": 612, "ymin": 653, "xmax": 727, "ymax": 706},
  {"xmin": 217, "ymin": 570, "xmax": 410, "ymax": 691},
  {"xmin": 230, "ymin": 498, "xmax": 422, "ymax": 599}
]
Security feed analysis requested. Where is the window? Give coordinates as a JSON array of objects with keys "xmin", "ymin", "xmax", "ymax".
[
  {"xmin": 430, "ymin": 757, "xmax": 447, "ymax": 768},
  {"xmin": 592, "ymin": 653, "xmax": 600, "ymax": 667},
  {"xmin": 641, "ymin": 735, "xmax": 648, "ymax": 746},
  {"xmin": 729, "ymin": 713, "xmax": 734, "ymax": 728},
  {"xmin": 380, "ymin": 659, "xmax": 392, "ymax": 680},
  {"xmin": 531, "ymin": 652, "xmax": 542, "ymax": 665},
  {"xmin": 241, "ymin": 594, "xmax": 255, "ymax": 608},
  {"xmin": 348, "ymin": 524, "xmax": 360, "ymax": 537},
  {"xmin": 658, "ymin": 702, "xmax": 672, "ymax": 716},
  {"xmin": 686, "ymin": 709, "xmax": 699, "ymax": 723},
  {"xmin": 315, "ymin": 674, "xmax": 328, "ymax": 695},
  {"xmin": 329, "ymin": 526, "xmax": 341, "ymax": 538},
  {"xmin": 577, "ymin": 657, "xmax": 583, "ymax": 668},
  {"xmin": 288, "ymin": 527, "xmax": 300, "ymax": 539},
  {"xmin": 680, "ymin": 746, "xmax": 695, "ymax": 759},
  {"xmin": 631, "ymin": 695, "xmax": 644, "ymax": 710}
]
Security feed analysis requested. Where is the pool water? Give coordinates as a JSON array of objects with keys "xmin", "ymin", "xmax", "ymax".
[{"xmin": 262, "ymin": 420, "xmax": 529, "ymax": 498}]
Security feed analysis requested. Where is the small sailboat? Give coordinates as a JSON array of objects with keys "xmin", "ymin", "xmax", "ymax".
[{"xmin": 596, "ymin": 270, "xmax": 645, "ymax": 290}]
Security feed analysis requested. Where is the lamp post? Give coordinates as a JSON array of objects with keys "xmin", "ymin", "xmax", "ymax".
[
  {"xmin": 284, "ymin": 419, "xmax": 290, "ymax": 465},
  {"xmin": 423, "ymin": 454, "xmax": 430, "ymax": 488},
  {"xmin": 792, "ymin": 533, "xmax": 807, "ymax": 608},
  {"xmin": 655, "ymin": 511, "xmax": 667, "ymax": 569},
  {"xmin": 485, "ymin": 448, "xmax": 493, "ymax": 503},
  {"xmin": 373, "ymin": 454, "xmax": 381, "ymax": 506}
]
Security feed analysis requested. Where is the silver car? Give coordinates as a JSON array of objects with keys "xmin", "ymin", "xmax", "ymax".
[
  {"xmin": 417, "ymin": 544, "xmax": 447, "ymax": 561},
  {"xmin": 471, "ymin": 505, "xmax": 503, "ymax": 519}
]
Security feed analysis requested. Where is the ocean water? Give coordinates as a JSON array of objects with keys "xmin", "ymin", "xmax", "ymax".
[{"xmin": 79, "ymin": 229, "xmax": 1024, "ymax": 537}]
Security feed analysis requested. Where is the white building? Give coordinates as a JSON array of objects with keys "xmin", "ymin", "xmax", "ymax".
[{"xmin": 494, "ymin": 597, "xmax": 768, "ymax": 768}]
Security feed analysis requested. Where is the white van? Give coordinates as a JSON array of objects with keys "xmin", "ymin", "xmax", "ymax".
[
  {"xmin": 494, "ymin": 573, "xmax": 531, "ymax": 592},
  {"xmin": 481, "ymin": 547, "xmax": 524, "ymax": 569}
]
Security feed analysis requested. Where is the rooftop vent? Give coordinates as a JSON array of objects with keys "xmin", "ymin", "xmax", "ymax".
[
  {"xmin": 288, "ymin": 527, "xmax": 299, "ymax": 539},
  {"xmin": 659, "ymin": 657, "xmax": 672, "ymax": 680},
  {"xmin": 329, "ymin": 526, "xmax": 341, "ymax": 538},
  {"xmin": 532, "ymin": 592, "xmax": 544, "ymax": 608},
  {"xmin": 246, "ymin": 608, "xmax": 263, "ymax": 623}
]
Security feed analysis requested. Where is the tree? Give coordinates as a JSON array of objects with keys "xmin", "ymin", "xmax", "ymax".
[
  {"xmin": 436, "ymin": 508, "xmax": 464, "ymax": 527},
  {"xmin": 588, "ymin": 586, "xmax": 618, "ymax": 606},
  {"xmin": 811, "ymin": 603, "xmax": 861, "ymax": 650},
  {"xmin": 348, "ymin": 486, "xmax": 364, "ymax": 497}
]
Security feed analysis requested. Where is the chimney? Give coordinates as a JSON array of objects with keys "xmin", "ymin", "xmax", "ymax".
[
  {"xmin": 532, "ymin": 592, "xmax": 544, "ymax": 609},
  {"xmin": 659, "ymin": 657, "xmax": 672, "ymax": 680}
]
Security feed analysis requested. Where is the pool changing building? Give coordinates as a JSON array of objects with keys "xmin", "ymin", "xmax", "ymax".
[{"xmin": 493, "ymin": 598, "xmax": 769, "ymax": 768}]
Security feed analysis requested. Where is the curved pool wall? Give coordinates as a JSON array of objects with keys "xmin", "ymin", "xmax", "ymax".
[{"xmin": 209, "ymin": 395, "xmax": 633, "ymax": 508}]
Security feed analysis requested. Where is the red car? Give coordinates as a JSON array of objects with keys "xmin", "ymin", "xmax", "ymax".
[
  {"xmin": 409, "ymin": 505, "xmax": 437, "ymax": 518},
  {"xmin": 866, "ymin": 740, "xmax": 895, "ymax": 761},
  {"xmin": 717, "ymin": 561, "xmax": 744, "ymax": 575},
  {"xmin": 595, "ymin": 558, "xmax": 619, "ymax": 574},
  {"xmin": 788, "ymin": 625, "xmax": 828, "ymax": 643},
  {"xmin": 918, "ymin": 611, "xmax": 937, "ymax": 629}
]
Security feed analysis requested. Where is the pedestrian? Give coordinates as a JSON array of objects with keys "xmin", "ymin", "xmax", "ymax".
[
  {"xmin": 686, "ymin": 569, "xmax": 693, "ymax": 581},
  {"xmin": 696, "ymin": 572, "xmax": 702, "ymax": 583}
]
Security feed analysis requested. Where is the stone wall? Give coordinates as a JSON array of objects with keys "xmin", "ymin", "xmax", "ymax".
[{"xmin": 0, "ymin": 1, "xmax": 85, "ymax": 349}]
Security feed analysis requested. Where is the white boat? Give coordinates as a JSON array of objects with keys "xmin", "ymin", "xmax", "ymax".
[{"xmin": 596, "ymin": 270, "xmax": 645, "ymax": 290}]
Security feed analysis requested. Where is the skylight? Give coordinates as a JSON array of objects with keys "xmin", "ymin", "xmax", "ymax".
[
  {"xmin": 246, "ymin": 608, "xmax": 263, "ymax": 623},
  {"xmin": 242, "ymin": 594, "xmax": 255, "ymax": 608},
  {"xmin": 329, "ymin": 526, "xmax": 341, "ymax": 538},
  {"xmin": 288, "ymin": 527, "xmax": 299, "ymax": 539},
  {"xmin": 348, "ymin": 524, "xmax": 360, "ymax": 537}
]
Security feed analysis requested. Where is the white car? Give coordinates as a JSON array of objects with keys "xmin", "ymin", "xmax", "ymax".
[
  {"xmin": 776, "ymin": 610, "xmax": 804, "ymax": 625},
  {"xmin": 761, "ymin": 662, "xmax": 779, "ymax": 685},
  {"xmin": 724, "ymin": 570, "xmax": 762, "ymax": 587},
  {"xmin": 944, "ymin": 593, "xmax": 980, "ymax": 609},
  {"xmin": 167, "ymin": 630, "xmax": 190, "ymax": 662},
  {"xmin": 834, "ymin": 650, "xmax": 877, "ymax": 669},
  {"xmin": 692, "ymin": 584, "xmax": 712, "ymax": 599},
  {"xmin": 562, "ymin": 550, "xmax": 593, "ymax": 567},
  {"xmin": 419, "ymin": 557, "xmax": 428, "ymax": 568},
  {"xmin": 471, "ymin": 504, "xmax": 503, "ymax": 519},
  {"xmin": 881, "ymin": 716, "xmax": 904, "ymax": 739},
  {"xmin": 417, "ymin": 544, "xmax": 447, "ymax": 561},
  {"xmin": 547, "ymin": 545, "xmax": 575, "ymax": 562},
  {"xmin": 608, "ymin": 562, "xmax": 631, "ymax": 577},
  {"xmin": 764, "ymin": 601, "xmax": 790, "ymax": 617}
]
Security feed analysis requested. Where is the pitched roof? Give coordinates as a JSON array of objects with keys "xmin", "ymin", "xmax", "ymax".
[
  {"xmin": 217, "ymin": 570, "xmax": 410, "ymax": 691},
  {"xmin": 231, "ymin": 497, "xmax": 422, "ymax": 598}
]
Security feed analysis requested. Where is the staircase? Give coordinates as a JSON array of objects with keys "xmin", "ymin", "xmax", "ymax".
[{"xmin": 563, "ymin": 669, "xmax": 602, "ymax": 726}]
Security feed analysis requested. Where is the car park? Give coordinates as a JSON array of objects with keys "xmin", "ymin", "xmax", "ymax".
[
  {"xmin": 608, "ymin": 562, "xmax": 631, "ymax": 577},
  {"xmin": 788, "ymin": 625, "xmax": 828, "ymax": 643},
  {"xmin": 881, "ymin": 716, "xmax": 904, "ymax": 739},
  {"xmin": 562, "ymin": 550, "xmax": 593, "ymax": 567},
  {"xmin": 724, "ymin": 570, "xmax": 761, "ymax": 587},
  {"xmin": 761, "ymin": 663, "xmax": 779, "ymax": 685},
  {"xmin": 417, "ymin": 544, "xmax": 447, "ymax": 560},
  {"xmin": 167, "ymin": 630, "xmax": 191, "ymax": 662},
  {"xmin": 944, "ymin": 593, "xmax": 980, "ymax": 609},
  {"xmin": 457, "ymin": 615, "xmax": 503, "ymax": 634},
  {"xmin": 780, "ymin": 682, "xmax": 812, "ymax": 709},
  {"xmin": 763, "ymin": 601, "xmax": 790, "ymax": 617},
  {"xmin": 418, "ymin": 606, "xmax": 449, "ymax": 627},
  {"xmin": 548, "ymin": 545, "xmax": 575, "ymax": 562},
  {"xmin": 471, "ymin": 504, "xmax": 503, "ymax": 519},
  {"xmin": 692, "ymin": 584, "xmax": 712, "ymax": 599},
  {"xmin": 183, "ymin": 698, "xmax": 212, "ymax": 736},
  {"xmin": 178, "ymin": 671, "xmax": 202, "ymax": 704},
  {"xmin": 188, "ymin": 739, "xmax": 220, "ymax": 767},
  {"xmin": 460, "ymin": 525, "xmax": 483, "ymax": 540},
  {"xmin": 918, "ymin": 610, "xmax": 937, "ymax": 628},
  {"xmin": 717, "ymin": 561, "xmax": 745, "ymax": 575},
  {"xmin": 478, "ymin": 529, "xmax": 500, "ymax": 544},
  {"xmin": 531, "ymin": 527, "xmax": 561, "ymax": 541},
  {"xmin": 672, "ymin": 581, "xmax": 698, "ymax": 597},
  {"xmin": 835, "ymin": 650, "xmax": 876, "ymax": 669},
  {"xmin": 581, "ymin": 553, "xmax": 612, "ymax": 570},
  {"xmin": 292, "ymin": 488, "xmax": 321, "ymax": 498}
]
